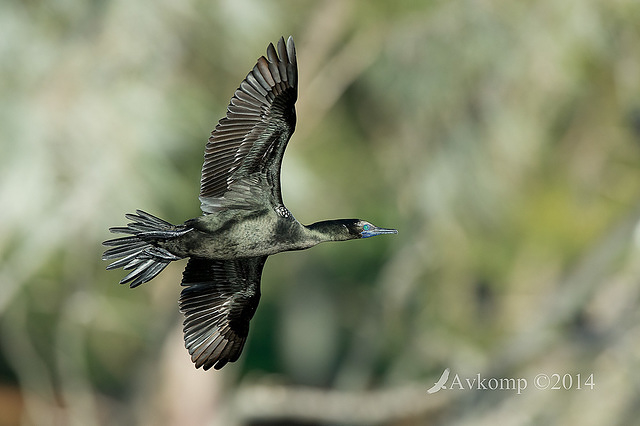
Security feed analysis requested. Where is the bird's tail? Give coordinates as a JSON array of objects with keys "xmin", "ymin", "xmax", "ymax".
[{"xmin": 102, "ymin": 210, "xmax": 190, "ymax": 288}]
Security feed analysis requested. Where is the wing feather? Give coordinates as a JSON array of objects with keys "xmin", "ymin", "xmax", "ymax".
[
  {"xmin": 179, "ymin": 256, "xmax": 267, "ymax": 370},
  {"xmin": 199, "ymin": 36, "xmax": 298, "ymax": 214}
]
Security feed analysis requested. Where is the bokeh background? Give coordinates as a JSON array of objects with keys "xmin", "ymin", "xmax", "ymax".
[{"xmin": 2, "ymin": 0, "xmax": 640, "ymax": 425}]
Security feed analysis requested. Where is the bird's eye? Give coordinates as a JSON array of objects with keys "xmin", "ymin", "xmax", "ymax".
[{"xmin": 363, "ymin": 224, "xmax": 370, "ymax": 231}]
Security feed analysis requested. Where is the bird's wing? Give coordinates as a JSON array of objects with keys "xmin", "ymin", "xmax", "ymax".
[
  {"xmin": 199, "ymin": 36, "xmax": 298, "ymax": 214},
  {"xmin": 179, "ymin": 256, "xmax": 267, "ymax": 370}
]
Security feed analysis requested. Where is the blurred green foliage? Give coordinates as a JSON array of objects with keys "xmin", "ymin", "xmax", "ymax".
[{"xmin": 1, "ymin": 0, "xmax": 640, "ymax": 425}]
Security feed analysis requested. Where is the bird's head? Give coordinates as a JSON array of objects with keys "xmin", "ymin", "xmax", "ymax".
[{"xmin": 340, "ymin": 219, "xmax": 398, "ymax": 240}]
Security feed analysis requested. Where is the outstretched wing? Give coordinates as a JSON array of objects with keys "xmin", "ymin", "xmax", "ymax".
[
  {"xmin": 179, "ymin": 256, "xmax": 267, "ymax": 370},
  {"xmin": 199, "ymin": 36, "xmax": 298, "ymax": 214}
]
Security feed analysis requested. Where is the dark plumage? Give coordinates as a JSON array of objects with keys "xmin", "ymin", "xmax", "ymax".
[{"xmin": 102, "ymin": 36, "xmax": 397, "ymax": 370}]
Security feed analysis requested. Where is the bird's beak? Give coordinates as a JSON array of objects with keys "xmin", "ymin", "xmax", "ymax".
[{"xmin": 361, "ymin": 226, "xmax": 398, "ymax": 238}]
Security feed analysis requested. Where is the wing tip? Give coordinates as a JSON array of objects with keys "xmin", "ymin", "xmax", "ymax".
[{"xmin": 286, "ymin": 36, "xmax": 296, "ymax": 64}]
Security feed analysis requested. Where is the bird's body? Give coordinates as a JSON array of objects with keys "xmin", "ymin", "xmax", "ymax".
[
  {"xmin": 103, "ymin": 36, "xmax": 396, "ymax": 370},
  {"xmin": 160, "ymin": 210, "xmax": 330, "ymax": 259}
]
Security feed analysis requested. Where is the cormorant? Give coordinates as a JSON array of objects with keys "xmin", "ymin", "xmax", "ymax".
[{"xmin": 102, "ymin": 36, "xmax": 397, "ymax": 370}]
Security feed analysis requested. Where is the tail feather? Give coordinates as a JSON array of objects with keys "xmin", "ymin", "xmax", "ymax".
[
  {"xmin": 102, "ymin": 210, "xmax": 190, "ymax": 288},
  {"xmin": 103, "ymin": 238, "xmax": 146, "ymax": 260},
  {"xmin": 104, "ymin": 245, "xmax": 147, "ymax": 271}
]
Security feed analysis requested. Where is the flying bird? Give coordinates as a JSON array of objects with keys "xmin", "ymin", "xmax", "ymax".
[
  {"xmin": 427, "ymin": 368, "xmax": 450, "ymax": 394},
  {"xmin": 102, "ymin": 36, "xmax": 397, "ymax": 370}
]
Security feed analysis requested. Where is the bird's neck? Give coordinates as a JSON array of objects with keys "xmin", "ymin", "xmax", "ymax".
[{"xmin": 304, "ymin": 220, "xmax": 351, "ymax": 243}]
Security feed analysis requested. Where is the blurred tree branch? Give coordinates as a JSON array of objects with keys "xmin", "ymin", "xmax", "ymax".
[{"xmin": 234, "ymin": 380, "xmax": 447, "ymax": 425}]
